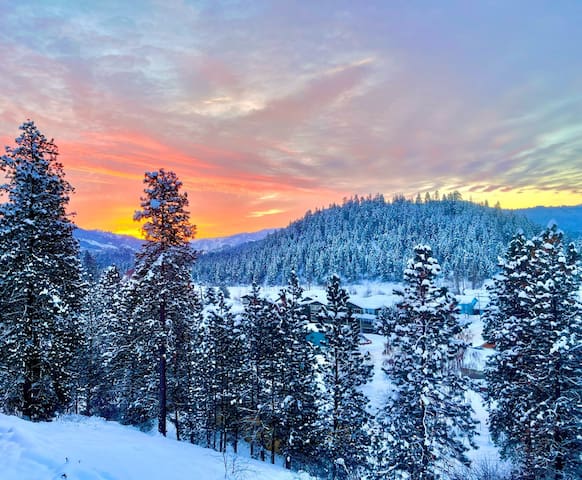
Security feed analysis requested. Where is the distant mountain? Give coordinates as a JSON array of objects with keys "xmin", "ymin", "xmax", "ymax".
[
  {"xmin": 193, "ymin": 195, "xmax": 538, "ymax": 288},
  {"xmin": 74, "ymin": 227, "xmax": 277, "ymax": 272},
  {"xmin": 74, "ymin": 229, "xmax": 143, "ymax": 252},
  {"xmin": 192, "ymin": 229, "xmax": 278, "ymax": 252},
  {"xmin": 514, "ymin": 205, "xmax": 582, "ymax": 238}
]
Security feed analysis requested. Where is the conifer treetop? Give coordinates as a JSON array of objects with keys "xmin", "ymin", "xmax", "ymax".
[
  {"xmin": 1, "ymin": 120, "xmax": 73, "ymax": 218},
  {"xmin": 133, "ymin": 168, "xmax": 195, "ymax": 248}
]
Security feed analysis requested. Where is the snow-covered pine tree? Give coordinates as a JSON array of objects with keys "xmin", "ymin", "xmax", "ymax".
[
  {"xmin": 316, "ymin": 274, "xmax": 373, "ymax": 480},
  {"xmin": 76, "ymin": 264, "xmax": 113, "ymax": 417},
  {"xmin": 0, "ymin": 121, "xmax": 85, "ymax": 421},
  {"xmin": 104, "ymin": 269, "xmax": 149, "ymax": 425},
  {"xmin": 126, "ymin": 169, "xmax": 196, "ymax": 435},
  {"xmin": 89, "ymin": 265, "xmax": 123, "ymax": 419},
  {"xmin": 485, "ymin": 225, "xmax": 581, "ymax": 480},
  {"xmin": 179, "ymin": 289, "xmax": 211, "ymax": 445},
  {"xmin": 81, "ymin": 250, "xmax": 100, "ymax": 284},
  {"xmin": 206, "ymin": 290, "xmax": 248, "ymax": 452},
  {"xmin": 482, "ymin": 231, "xmax": 530, "ymax": 344},
  {"xmin": 375, "ymin": 245, "xmax": 476, "ymax": 480},
  {"xmin": 482, "ymin": 231, "xmax": 538, "ymax": 478},
  {"xmin": 241, "ymin": 281, "xmax": 276, "ymax": 460},
  {"xmin": 169, "ymin": 286, "xmax": 204, "ymax": 442},
  {"xmin": 276, "ymin": 271, "xmax": 321, "ymax": 470}
]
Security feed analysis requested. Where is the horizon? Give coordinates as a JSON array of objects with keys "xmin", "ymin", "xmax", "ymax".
[
  {"xmin": 1, "ymin": 1, "xmax": 581, "ymax": 238},
  {"xmin": 75, "ymin": 196, "xmax": 582, "ymax": 240}
]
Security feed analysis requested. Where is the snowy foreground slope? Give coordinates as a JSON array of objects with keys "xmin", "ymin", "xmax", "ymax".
[
  {"xmin": 0, "ymin": 334, "xmax": 506, "ymax": 480},
  {"xmin": 0, "ymin": 303, "xmax": 506, "ymax": 480},
  {"xmin": 0, "ymin": 414, "xmax": 314, "ymax": 480}
]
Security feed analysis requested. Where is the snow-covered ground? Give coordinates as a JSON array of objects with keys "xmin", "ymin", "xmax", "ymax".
[
  {"xmin": 0, "ymin": 413, "xmax": 315, "ymax": 480},
  {"xmin": 228, "ymin": 281, "xmax": 402, "ymax": 307},
  {"xmin": 360, "ymin": 334, "xmax": 392, "ymax": 411}
]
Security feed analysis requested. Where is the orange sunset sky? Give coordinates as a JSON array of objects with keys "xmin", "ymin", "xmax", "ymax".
[{"xmin": 1, "ymin": 1, "xmax": 581, "ymax": 238}]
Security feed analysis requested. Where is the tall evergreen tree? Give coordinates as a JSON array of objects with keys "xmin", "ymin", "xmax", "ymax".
[
  {"xmin": 375, "ymin": 245, "xmax": 476, "ymax": 480},
  {"xmin": 90, "ymin": 265, "xmax": 123, "ymax": 419},
  {"xmin": 179, "ymin": 289, "xmax": 210, "ymax": 445},
  {"xmin": 241, "ymin": 282, "xmax": 276, "ymax": 460},
  {"xmin": 316, "ymin": 274, "xmax": 373, "ymax": 480},
  {"xmin": 485, "ymin": 226, "xmax": 581, "ymax": 480},
  {"xmin": 127, "ymin": 169, "xmax": 196, "ymax": 435},
  {"xmin": 206, "ymin": 290, "xmax": 248, "ymax": 452},
  {"xmin": 0, "ymin": 121, "xmax": 85, "ymax": 420},
  {"xmin": 276, "ymin": 271, "xmax": 321, "ymax": 470}
]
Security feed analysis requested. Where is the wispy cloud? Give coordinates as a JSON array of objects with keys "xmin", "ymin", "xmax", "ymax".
[
  {"xmin": 248, "ymin": 209, "xmax": 285, "ymax": 218},
  {"xmin": 0, "ymin": 1, "xmax": 581, "ymax": 236}
]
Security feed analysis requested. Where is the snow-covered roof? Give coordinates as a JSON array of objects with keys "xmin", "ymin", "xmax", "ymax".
[{"xmin": 351, "ymin": 294, "xmax": 398, "ymax": 309}]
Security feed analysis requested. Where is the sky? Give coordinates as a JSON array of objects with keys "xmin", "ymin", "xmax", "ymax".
[{"xmin": 0, "ymin": 0, "xmax": 581, "ymax": 238}]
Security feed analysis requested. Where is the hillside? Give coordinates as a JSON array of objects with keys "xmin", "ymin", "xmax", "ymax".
[
  {"xmin": 515, "ymin": 204, "xmax": 582, "ymax": 238},
  {"xmin": 0, "ymin": 316, "xmax": 506, "ymax": 480},
  {"xmin": 0, "ymin": 414, "xmax": 314, "ymax": 480},
  {"xmin": 193, "ymin": 195, "xmax": 538, "ymax": 288}
]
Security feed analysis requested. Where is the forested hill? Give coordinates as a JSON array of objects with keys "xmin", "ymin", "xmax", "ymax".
[{"xmin": 193, "ymin": 195, "xmax": 538, "ymax": 288}]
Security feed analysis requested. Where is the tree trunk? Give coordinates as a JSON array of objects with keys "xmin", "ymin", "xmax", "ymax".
[
  {"xmin": 175, "ymin": 410, "xmax": 180, "ymax": 441},
  {"xmin": 271, "ymin": 425, "xmax": 276, "ymax": 464},
  {"xmin": 158, "ymin": 302, "xmax": 167, "ymax": 437}
]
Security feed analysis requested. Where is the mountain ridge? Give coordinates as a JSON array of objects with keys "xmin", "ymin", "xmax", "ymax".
[
  {"xmin": 75, "ymin": 203, "xmax": 581, "ymax": 281},
  {"xmin": 192, "ymin": 195, "xmax": 541, "ymax": 287},
  {"xmin": 514, "ymin": 204, "xmax": 582, "ymax": 237}
]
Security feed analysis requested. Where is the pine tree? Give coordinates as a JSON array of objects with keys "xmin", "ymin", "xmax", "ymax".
[
  {"xmin": 375, "ymin": 245, "xmax": 476, "ymax": 480},
  {"xmin": 206, "ymin": 290, "xmax": 248, "ymax": 452},
  {"xmin": 104, "ymin": 269, "xmax": 148, "ymax": 425},
  {"xmin": 316, "ymin": 274, "xmax": 373, "ymax": 480},
  {"xmin": 169, "ymin": 286, "xmax": 203, "ymax": 442},
  {"xmin": 485, "ymin": 226, "xmax": 581, "ymax": 479},
  {"xmin": 0, "ymin": 121, "xmax": 85, "ymax": 421},
  {"xmin": 76, "ymin": 265, "xmax": 107, "ymax": 416},
  {"xmin": 179, "ymin": 289, "xmax": 209, "ymax": 445},
  {"xmin": 241, "ymin": 281, "xmax": 275, "ymax": 460},
  {"xmin": 276, "ymin": 271, "xmax": 321, "ymax": 470},
  {"xmin": 90, "ymin": 265, "xmax": 123, "ymax": 419},
  {"xmin": 126, "ymin": 169, "xmax": 196, "ymax": 435}
]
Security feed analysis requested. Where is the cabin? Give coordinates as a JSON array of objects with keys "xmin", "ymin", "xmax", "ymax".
[
  {"xmin": 240, "ymin": 291, "xmax": 396, "ymax": 334},
  {"xmin": 306, "ymin": 295, "xmax": 394, "ymax": 333},
  {"xmin": 303, "ymin": 297, "xmax": 326, "ymax": 319}
]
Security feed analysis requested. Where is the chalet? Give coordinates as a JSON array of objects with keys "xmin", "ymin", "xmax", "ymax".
[
  {"xmin": 305, "ymin": 297, "xmax": 391, "ymax": 333},
  {"xmin": 241, "ymin": 291, "xmax": 396, "ymax": 334},
  {"xmin": 303, "ymin": 296, "xmax": 326, "ymax": 319}
]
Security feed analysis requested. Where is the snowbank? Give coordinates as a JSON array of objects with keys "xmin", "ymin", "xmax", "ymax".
[{"xmin": 0, "ymin": 414, "xmax": 314, "ymax": 480}]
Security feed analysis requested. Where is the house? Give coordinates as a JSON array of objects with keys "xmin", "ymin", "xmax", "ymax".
[
  {"xmin": 303, "ymin": 297, "xmax": 326, "ymax": 319},
  {"xmin": 241, "ymin": 291, "xmax": 395, "ymax": 334}
]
